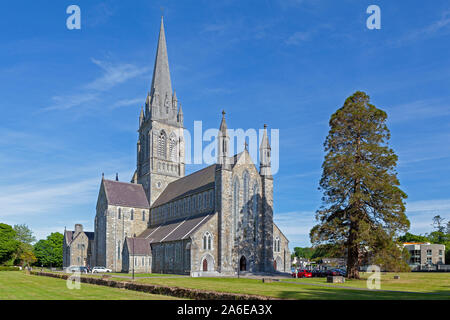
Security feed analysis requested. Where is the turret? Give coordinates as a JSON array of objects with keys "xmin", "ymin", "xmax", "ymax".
[
  {"xmin": 259, "ymin": 124, "xmax": 272, "ymax": 177},
  {"xmin": 217, "ymin": 110, "xmax": 230, "ymax": 169}
]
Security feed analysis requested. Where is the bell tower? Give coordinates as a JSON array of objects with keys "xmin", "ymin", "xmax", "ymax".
[{"xmin": 134, "ymin": 17, "xmax": 185, "ymax": 206}]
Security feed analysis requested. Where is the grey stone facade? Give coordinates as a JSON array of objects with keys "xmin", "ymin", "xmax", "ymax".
[
  {"xmin": 63, "ymin": 224, "xmax": 94, "ymax": 268},
  {"xmin": 404, "ymin": 243, "xmax": 446, "ymax": 266},
  {"xmin": 86, "ymin": 17, "xmax": 291, "ymax": 275}
]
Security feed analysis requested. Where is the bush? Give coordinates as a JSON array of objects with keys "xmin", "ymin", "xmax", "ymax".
[{"xmin": 0, "ymin": 266, "xmax": 21, "ymax": 271}]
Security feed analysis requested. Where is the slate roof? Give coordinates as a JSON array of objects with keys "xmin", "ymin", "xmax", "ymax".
[
  {"xmin": 103, "ymin": 179, "xmax": 150, "ymax": 209},
  {"xmin": 125, "ymin": 237, "xmax": 151, "ymax": 256},
  {"xmin": 151, "ymin": 165, "xmax": 216, "ymax": 208},
  {"xmin": 64, "ymin": 230, "xmax": 95, "ymax": 245},
  {"xmin": 138, "ymin": 213, "xmax": 214, "ymax": 243}
]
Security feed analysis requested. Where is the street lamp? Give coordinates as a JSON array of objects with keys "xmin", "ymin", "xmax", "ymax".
[{"xmin": 132, "ymin": 234, "xmax": 136, "ymax": 280}]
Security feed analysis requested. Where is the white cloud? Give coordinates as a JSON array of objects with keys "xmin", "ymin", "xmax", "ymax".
[
  {"xmin": 43, "ymin": 59, "xmax": 149, "ymax": 111},
  {"xmin": 111, "ymin": 97, "xmax": 143, "ymax": 109},
  {"xmin": 285, "ymin": 31, "xmax": 312, "ymax": 45}
]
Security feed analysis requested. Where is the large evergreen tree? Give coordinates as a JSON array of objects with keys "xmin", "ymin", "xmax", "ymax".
[
  {"xmin": 310, "ymin": 91, "xmax": 410, "ymax": 279},
  {"xmin": 33, "ymin": 232, "xmax": 63, "ymax": 267}
]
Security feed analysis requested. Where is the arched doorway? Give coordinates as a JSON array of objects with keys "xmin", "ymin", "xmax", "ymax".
[
  {"xmin": 239, "ymin": 256, "xmax": 247, "ymax": 271},
  {"xmin": 201, "ymin": 254, "xmax": 214, "ymax": 272},
  {"xmin": 203, "ymin": 259, "xmax": 208, "ymax": 271}
]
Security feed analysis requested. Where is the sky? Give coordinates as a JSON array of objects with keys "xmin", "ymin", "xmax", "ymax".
[{"xmin": 0, "ymin": 0, "xmax": 449, "ymax": 250}]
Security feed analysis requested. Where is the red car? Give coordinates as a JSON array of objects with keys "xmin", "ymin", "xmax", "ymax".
[{"xmin": 292, "ymin": 269, "xmax": 312, "ymax": 278}]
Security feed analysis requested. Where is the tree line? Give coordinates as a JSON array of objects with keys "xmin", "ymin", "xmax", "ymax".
[{"xmin": 0, "ymin": 223, "xmax": 63, "ymax": 268}]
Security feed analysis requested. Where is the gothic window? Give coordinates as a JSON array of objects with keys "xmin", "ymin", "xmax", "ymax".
[
  {"xmin": 142, "ymin": 210, "xmax": 146, "ymax": 221},
  {"xmin": 233, "ymin": 178, "xmax": 240, "ymax": 237},
  {"xmin": 252, "ymin": 183, "xmax": 259, "ymax": 243},
  {"xmin": 203, "ymin": 232, "xmax": 212, "ymax": 250},
  {"xmin": 169, "ymin": 135, "xmax": 177, "ymax": 161},
  {"xmin": 243, "ymin": 171, "xmax": 250, "ymax": 221},
  {"xmin": 118, "ymin": 208, "xmax": 121, "ymax": 220},
  {"xmin": 274, "ymin": 237, "xmax": 280, "ymax": 253},
  {"xmin": 158, "ymin": 131, "xmax": 167, "ymax": 159},
  {"xmin": 209, "ymin": 190, "xmax": 214, "ymax": 208},
  {"xmin": 131, "ymin": 209, "xmax": 134, "ymax": 221}
]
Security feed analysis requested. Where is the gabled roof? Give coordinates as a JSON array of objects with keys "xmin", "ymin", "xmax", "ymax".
[
  {"xmin": 138, "ymin": 213, "xmax": 214, "ymax": 243},
  {"xmin": 125, "ymin": 237, "xmax": 151, "ymax": 256},
  {"xmin": 151, "ymin": 165, "xmax": 216, "ymax": 207},
  {"xmin": 64, "ymin": 230, "xmax": 95, "ymax": 245},
  {"xmin": 103, "ymin": 179, "xmax": 150, "ymax": 209}
]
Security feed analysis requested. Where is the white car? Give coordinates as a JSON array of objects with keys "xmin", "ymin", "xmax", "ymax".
[{"xmin": 92, "ymin": 266, "xmax": 112, "ymax": 273}]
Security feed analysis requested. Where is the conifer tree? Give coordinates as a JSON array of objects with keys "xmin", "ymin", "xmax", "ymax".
[{"xmin": 310, "ymin": 91, "xmax": 410, "ymax": 278}]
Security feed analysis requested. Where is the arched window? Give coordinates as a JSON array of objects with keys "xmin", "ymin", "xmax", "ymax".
[
  {"xmin": 130, "ymin": 209, "xmax": 134, "ymax": 220},
  {"xmin": 233, "ymin": 178, "xmax": 240, "ymax": 237},
  {"xmin": 117, "ymin": 241, "xmax": 121, "ymax": 260},
  {"xmin": 243, "ymin": 172, "xmax": 250, "ymax": 224},
  {"xmin": 118, "ymin": 208, "xmax": 121, "ymax": 220},
  {"xmin": 274, "ymin": 237, "xmax": 280, "ymax": 253},
  {"xmin": 142, "ymin": 210, "xmax": 146, "ymax": 221},
  {"xmin": 158, "ymin": 131, "xmax": 167, "ymax": 159},
  {"xmin": 252, "ymin": 183, "xmax": 259, "ymax": 242},
  {"xmin": 203, "ymin": 232, "xmax": 212, "ymax": 250},
  {"xmin": 169, "ymin": 135, "xmax": 177, "ymax": 161}
]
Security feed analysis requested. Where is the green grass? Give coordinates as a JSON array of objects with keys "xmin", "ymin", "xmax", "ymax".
[
  {"xmin": 106, "ymin": 272, "xmax": 184, "ymax": 277},
  {"xmin": 0, "ymin": 272, "xmax": 183, "ymax": 300},
  {"xmin": 283, "ymin": 272, "xmax": 450, "ymax": 293},
  {"xmin": 126, "ymin": 273, "xmax": 450, "ymax": 300}
]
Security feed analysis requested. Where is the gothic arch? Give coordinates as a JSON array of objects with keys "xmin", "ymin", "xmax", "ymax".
[
  {"xmin": 169, "ymin": 132, "xmax": 177, "ymax": 161},
  {"xmin": 252, "ymin": 181, "xmax": 259, "ymax": 243},
  {"xmin": 201, "ymin": 253, "xmax": 215, "ymax": 272},
  {"xmin": 232, "ymin": 177, "xmax": 240, "ymax": 238},
  {"xmin": 274, "ymin": 256, "xmax": 283, "ymax": 272},
  {"xmin": 202, "ymin": 231, "xmax": 213, "ymax": 250},
  {"xmin": 158, "ymin": 130, "xmax": 167, "ymax": 159}
]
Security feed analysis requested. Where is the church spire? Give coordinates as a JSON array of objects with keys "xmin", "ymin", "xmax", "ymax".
[
  {"xmin": 150, "ymin": 16, "xmax": 172, "ymax": 104},
  {"xmin": 260, "ymin": 124, "xmax": 271, "ymax": 176},
  {"xmin": 217, "ymin": 110, "xmax": 230, "ymax": 169}
]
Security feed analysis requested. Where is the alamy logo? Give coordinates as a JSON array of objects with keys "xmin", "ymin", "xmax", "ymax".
[
  {"xmin": 366, "ymin": 5, "xmax": 381, "ymax": 30},
  {"xmin": 66, "ymin": 5, "xmax": 81, "ymax": 30},
  {"xmin": 366, "ymin": 265, "xmax": 381, "ymax": 290},
  {"xmin": 66, "ymin": 271, "xmax": 81, "ymax": 290}
]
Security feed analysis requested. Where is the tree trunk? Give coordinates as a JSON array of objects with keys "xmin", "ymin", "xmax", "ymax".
[{"xmin": 346, "ymin": 221, "xmax": 360, "ymax": 279}]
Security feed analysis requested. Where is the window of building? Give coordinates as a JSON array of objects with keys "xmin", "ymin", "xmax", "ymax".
[
  {"xmin": 439, "ymin": 250, "xmax": 443, "ymax": 256},
  {"xmin": 209, "ymin": 190, "xmax": 213, "ymax": 208},
  {"xmin": 158, "ymin": 131, "xmax": 167, "ymax": 159},
  {"xmin": 427, "ymin": 249, "xmax": 432, "ymax": 256},
  {"xmin": 131, "ymin": 209, "xmax": 134, "ymax": 220},
  {"xmin": 233, "ymin": 179, "xmax": 240, "ymax": 236},
  {"xmin": 198, "ymin": 194, "xmax": 202, "ymax": 210},
  {"xmin": 243, "ymin": 172, "xmax": 249, "ymax": 217},
  {"xmin": 142, "ymin": 257, "xmax": 145, "ymax": 266},
  {"xmin": 427, "ymin": 257, "xmax": 432, "ymax": 264},
  {"xmin": 203, "ymin": 232, "xmax": 212, "ymax": 250},
  {"xmin": 117, "ymin": 241, "xmax": 121, "ymax": 260},
  {"xmin": 253, "ymin": 183, "xmax": 258, "ymax": 243},
  {"xmin": 274, "ymin": 237, "xmax": 280, "ymax": 253},
  {"xmin": 142, "ymin": 210, "xmax": 146, "ymax": 221},
  {"xmin": 118, "ymin": 208, "xmax": 121, "ymax": 220}
]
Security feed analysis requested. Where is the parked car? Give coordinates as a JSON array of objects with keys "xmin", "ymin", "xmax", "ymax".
[
  {"xmin": 66, "ymin": 266, "xmax": 88, "ymax": 273},
  {"xmin": 292, "ymin": 269, "xmax": 312, "ymax": 278},
  {"xmin": 92, "ymin": 266, "xmax": 112, "ymax": 273}
]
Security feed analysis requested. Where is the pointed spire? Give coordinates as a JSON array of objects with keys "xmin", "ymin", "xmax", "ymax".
[
  {"xmin": 260, "ymin": 124, "xmax": 271, "ymax": 176},
  {"xmin": 217, "ymin": 110, "xmax": 230, "ymax": 169},
  {"xmin": 150, "ymin": 16, "xmax": 172, "ymax": 103},
  {"xmin": 139, "ymin": 106, "xmax": 144, "ymax": 126},
  {"xmin": 177, "ymin": 103, "xmax": 183, "ymax": 124},
  {"xmin": 219, "ymin": 110, "xmax": 227, "ymax": 133},
  {"xmin": 116, "ymin": 173, "xmax": 119, "ymax": 181}
]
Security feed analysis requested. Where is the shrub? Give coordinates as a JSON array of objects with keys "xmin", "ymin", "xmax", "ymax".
[{"xmin": 0, "ymin": 266, "xmax": 21, "ymax": 271}]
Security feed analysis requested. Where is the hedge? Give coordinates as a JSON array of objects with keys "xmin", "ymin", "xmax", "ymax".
[
  {"xmin": 0, "ymin": 266, "xmax": 21, "ymax": 271},
  {"xmin": 30, "ymin": 271, "xmax": 276, "ymax": 300}
]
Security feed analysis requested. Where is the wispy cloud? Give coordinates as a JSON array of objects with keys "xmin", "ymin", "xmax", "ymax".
[
  {"xmin": 111, "ymin": 97, "xmax": 143, "ymax": 109},
  {"xmin": 43, "ymin": 59, "xmax": 149, "ymax": 112},
  {"xmin": 285, "ymin": 31, "xmax": 313, "ymax": 45},
  {"xmin": 393, "ymin": 10, "xmax": 450, "ymax": 46},
  {"xmin": 387, "ymin": 99, "xmax": 450, "ymax": 123},
  {"xmin": 274, "ymin": 210, "xmax": 316, "ymax": 248}
]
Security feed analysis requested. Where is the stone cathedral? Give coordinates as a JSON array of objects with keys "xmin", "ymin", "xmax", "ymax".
[{"xmin": 63, "ymin": 18, "xmax": 290, "ymax": 276}]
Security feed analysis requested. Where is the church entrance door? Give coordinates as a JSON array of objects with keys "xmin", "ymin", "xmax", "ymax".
[
  {"xmin": 203, "ymin": 259, "xmax": 208, "ymax": 272},
  {"xmin": 273, "ymin": 260, "xmax": 277, "ymax": 271},
  {"xmin": 239, "ymin": 256, "xmax": 246, "ymax": 271}
]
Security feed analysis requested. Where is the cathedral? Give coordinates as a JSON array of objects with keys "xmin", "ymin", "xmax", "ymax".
[{"xmin": 63, "ymin": 18, "xmax": 290, "ymax": 276}]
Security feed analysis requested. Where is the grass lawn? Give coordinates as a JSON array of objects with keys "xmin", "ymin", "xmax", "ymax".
[
  {"xmin": 126, "ymin": 274, "xmax": 450, "ymax": 300},
  {"xmin": 106, "ymin": 272, "xmax": 184, "ymax": 277},
  {"xmin": 282, "ymin": 272, "xmax": 450, "ymax": 294},
  {"xmin": 0, "ymin": 271, "xmax": 183, "ymax": 300}
]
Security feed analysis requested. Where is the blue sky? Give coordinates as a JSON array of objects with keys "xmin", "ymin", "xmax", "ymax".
[{"xmin": 0, "ymin": 0, "xmax": 449, "ymax": 250}]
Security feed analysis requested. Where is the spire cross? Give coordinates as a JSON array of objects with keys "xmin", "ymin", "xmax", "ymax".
[{"xmin": 244, "ymin": 141, "xmax": 248, "ymax": 150}]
